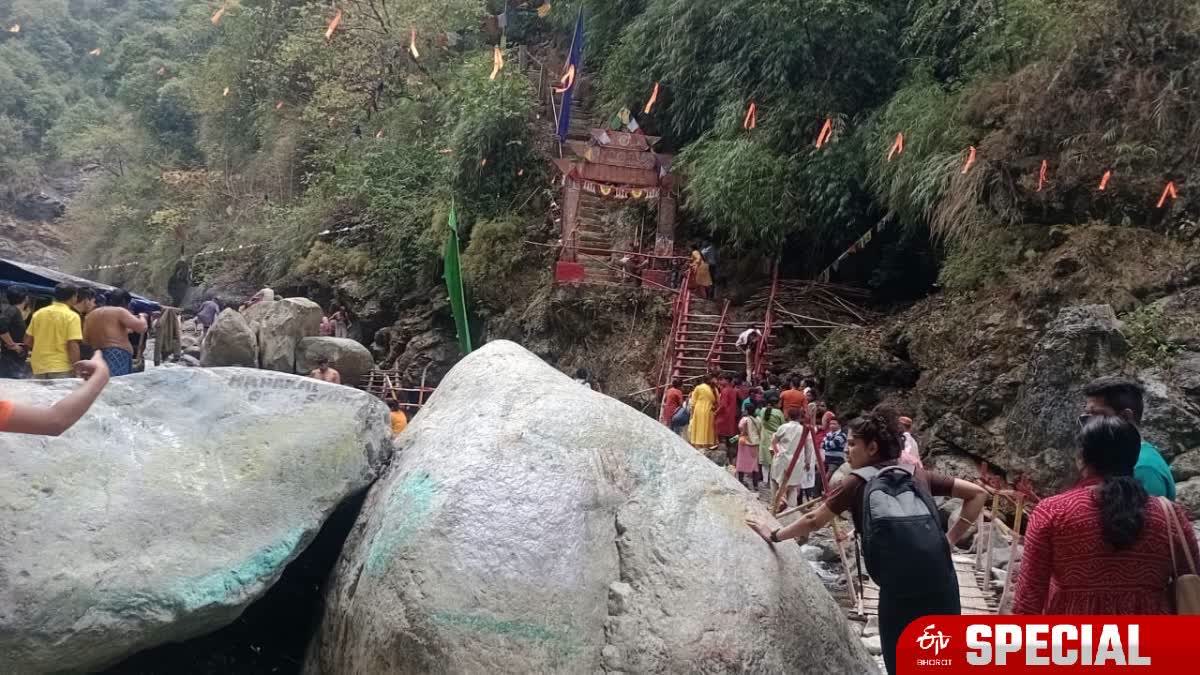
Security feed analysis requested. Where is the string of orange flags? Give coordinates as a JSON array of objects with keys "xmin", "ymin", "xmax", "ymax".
[
  {"xmin": 743, "ymin": 101, "xmax": 757, "ymax": 130},
  {"xmin": 409, "ymin": 28, "xmax": 420, "ymax": 59},
  {"xmin": 489, "ymin": 46, "xmax": 504, "ymax": 80},
  {"xmin": 1099, "ymin": 170, "xmax": 1112, "ymax": 191},
  {"xmin": 325, "ymin": 9, "xmax": 343, "ymax": 41},
  {"xmin": 643, "ymin": 82, "xmax": 660, "ymax": 115},
  {"xmin": 962, "ymin": 146, "xmax": 977, "ymax": 174},
  {"xmin": 815, "ymin": 118, "xmax": 833, "ymax": 149}
]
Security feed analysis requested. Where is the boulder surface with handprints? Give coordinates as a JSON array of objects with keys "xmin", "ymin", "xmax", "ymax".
[
  {"xmin": 305, "ymin": 340, "xmax": 875, "ymax": 674},
  {"xmin": 0, "ymin": 368, "xmax": 391, "ymax": 673}
]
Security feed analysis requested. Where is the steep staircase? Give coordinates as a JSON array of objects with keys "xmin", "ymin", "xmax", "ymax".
[{"xmin": 669, "ymin": 297, "xmax": 777, "ymax": 382}]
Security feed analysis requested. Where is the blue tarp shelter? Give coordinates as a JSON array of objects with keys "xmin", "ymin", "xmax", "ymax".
[{"xmin": 0, "ymin": 258, "xmax": 163, "ymax": 315}]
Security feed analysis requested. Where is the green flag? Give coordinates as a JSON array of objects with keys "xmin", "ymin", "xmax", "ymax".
[{"xmin": 444, "ymin": 202, "xmax": 472, "ymax": 354}]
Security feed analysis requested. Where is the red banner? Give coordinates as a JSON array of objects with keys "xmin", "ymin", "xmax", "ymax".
[{"xmin": 898, "ymin": 616, "xmax": 1200, "ymax": 674}]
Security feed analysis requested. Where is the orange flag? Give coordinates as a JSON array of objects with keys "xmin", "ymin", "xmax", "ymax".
[
  {"xmin": 1157, "ymin": 181, "xmax": 1179, "ymax": 208},
  {"xmin": 554, "ymin": 64, "xmax": 575, "ymax": 93},
  {"xmin": 961, "ymin": 146, "xmax": 977, "ymax": 174},
  {"xmin": 275, "ymin": 100, "xmax": 284, "ymax": 110},
  {"xmin": 643, "ymin": 82, "xmax": 660, "ymax": 115},
  {"xmin": 375, "ymin": 129, "xmax": 384, "ymax": 139},
  {"xmin": 489, "ymin": 45, "xmax": 504, "ymax": 80},
  {"xmin": 518, "ymin": 168, "xmax": 525, "ymax": 176},
  {"xmin": 222, "ymin": 87, "xmax": 230, "ymax": 97},
  {"xmin": 743, "ymin": 101, "xmax": 757, "ymax": 130},
  {"xmin": 886, "ymin": 133, "xmax": 904, "ymax": 161},
  {"xmin": 325, "ymin": 9, "xmax": 342, "ymax": 41},
  {"xmin": 211, "ymin": 7, "xmax": 226, "ymax": 25},
  {"xmin": 409, "ymin": 27, "xmax": 420, "ymax": 59},
  {"xmin": 1098, "ymin": 170, "xmax": 1112, "ymax": 191},
  {"xmin": 157, "ymin": 66, "xmax": 167, "ymax": 76},
  {"xmin": 1036, "ymin": 160, "xmax": 1049, "ymax": 192},
  {"xmin": 8, "ymin": 24, "xmax": 20, "ymax": 33},
  {"xmin": 815, "ymin": 118, "xmax": 833, "ymax": 149}
]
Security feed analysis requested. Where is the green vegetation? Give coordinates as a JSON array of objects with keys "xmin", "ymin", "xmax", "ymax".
[{"xmin": 1121, "ymin": 304, "xmax": 1188, "ymax": 369}]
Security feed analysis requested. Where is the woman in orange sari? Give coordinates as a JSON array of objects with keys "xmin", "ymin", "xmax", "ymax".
[
  {"xmin": 687, "ymin": 373, "xmax": 718, "ymax": 448},
  {"xmin": 688, "ymin": 246, "xmax": 713, "ymax": 299}
]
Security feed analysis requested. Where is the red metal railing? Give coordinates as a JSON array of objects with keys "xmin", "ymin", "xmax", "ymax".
[
  {"xmin": 657, "ymin": 265, "xmax": 693, "ymax": 421},
  {"xmin": 704, "ymin": 299, "xmax": 731, "ymax": 371},
  {"xmin": 752, "ymin": 262, "xmax": 780, "ymax": 380}
]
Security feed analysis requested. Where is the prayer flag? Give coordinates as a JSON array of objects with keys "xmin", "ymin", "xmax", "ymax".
[
  {"xmin": 375, "ymin": 129, "xmax": 384, "ymax": 139},
  {"xmin": 89, "ymin": 48, "xmax": 102, "ymax": 56},
  {"xmin": 743, "ymin": 101, "xmax": 757, "ymax": 130},
  {"xmin": 222, "ymin": 87, "xmax": 230, "ymax": 97},
  {"xmin": 1099, "ymin": 170, "xmax": 1112, "ymax": 191},
  {"xmin": 1157, "ymin": 181, "xmax": 1179, "ymax": 209},
  {"xmin": 555, "ymin": 8, "xmax": 584, "ymax": 141},
  {"xmin": 887, "ymin": 133, "xmax": 904, "ymax": 161},
  {"xmin": 1037, "ymin": 159, "xmax": 1048, "ymax": 192},
  {"xmin": 275, "ymin": 100, "xmax": 284, "ymax": 110},
  {"xmin": 518, "ymin": 169, "xmax": 525, "ymax": 176},
  {"xmin": 962, "ymin": 146, "xmax": 976, "ymax": 174},
  {"xmin": 211, "ymin": 7, "xmax": 226, "ymax": 25},
  {"xmin": 538, "ymin": 3, "xmax": 553, "ymax": 18},
  {"xmin": 444, "ymin": 203, "xmax": 473, "ymax": 355},
  {"xmin": 325, "ymin": 9, "xmax": 342, "ymax": 41},
  {"xmin": 489, "ymin": 45, "xmax": 504, "ymax": 80},
  {"xmin": 815, "ymin": 118, "xmax": 833, "ymax": 149},
  {"xmin": 409, "ymin": 27, "xmax": 420, "ymax": 59},
  {"xmin": 8, "ymin": 24, "xmax": 19, "ymax": 33},
  {"xmin": 643, "ymin": 82, "xmax": 660, "ymax": 115}
]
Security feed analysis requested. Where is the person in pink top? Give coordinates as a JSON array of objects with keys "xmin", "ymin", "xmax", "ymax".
[{"xmin": 1014, "ymin": 416, "xmax": 1199, "ymax": 614}]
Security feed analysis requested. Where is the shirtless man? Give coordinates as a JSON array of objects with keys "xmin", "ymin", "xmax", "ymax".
[
  {"xmin": 82, "ymin": 290, "xmax": 147, "ymax": 377},
  {"xmin": 310, "ymin": 357, "xmax": 341, "ymax": 384}
]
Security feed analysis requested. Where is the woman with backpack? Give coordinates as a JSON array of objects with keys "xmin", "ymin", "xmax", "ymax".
[
  {"xmin": 746, "ymin": 408, "xmax": 988, "ymax": 675},
  {"xmin": 1013, "ymin": 416, "xmax": 1199, "ymax": 615}
]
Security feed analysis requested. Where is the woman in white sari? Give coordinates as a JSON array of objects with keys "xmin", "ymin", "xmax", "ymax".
[{"xmin": 769, "ymin": 408, "xmax": 817, "ymax": 506}]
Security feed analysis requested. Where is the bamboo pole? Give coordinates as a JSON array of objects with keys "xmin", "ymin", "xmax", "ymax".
[
  {"xmin": 775, "ymin": 495, "xmax": 825, "ymax": 520},
  {"xmin": 831, "ymin": 518, "xmax": 862, "ymax": 615},
  {"xmin": 770, "ymin": 425, "xmax": 814, "ymax": 514},
  {"xmin": 982, "ymin": 492, "xmax": 1001, "ymax": 578},
  {"xmin": 974, "ymin": 511, "xmax": 986, "ymax": 573},
  {"xmin": 996, "ymin": 496, "xmax": 1025, "ymax": 615}
]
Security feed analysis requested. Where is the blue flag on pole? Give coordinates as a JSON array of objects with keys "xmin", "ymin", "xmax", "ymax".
[{"xmin": 556, "ymin": 9, "xmax": 585, "ymax": 141}]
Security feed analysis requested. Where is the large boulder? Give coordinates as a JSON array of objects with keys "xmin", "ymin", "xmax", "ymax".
[
  {"xmin": 199, "ymin": 309, "xmax": 258, "ymax": 367},
  {"xmin": 297, "ymin": 337, "xmax": 375, "ymax": 387},
  {"xmin": 305, "ymin": 341, "xmax": 875, "ymax": 674},
  {"xmin": 1003, "ymin": 305, "xmax": 1128, "ymax": 490},
  {"xmin": 0, "ymin": 368, "xmax": 392, "ymax": 673},
  {"xmin": 243, "ymin": 298, "xmax": 323, "ymax": 372},
  {"xmin": 1177, "ymin": 477, "xmax": 1200, "ymax": 520}
]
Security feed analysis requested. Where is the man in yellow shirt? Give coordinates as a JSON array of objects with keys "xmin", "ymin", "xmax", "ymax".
[{"xmin": 25, "ymin": 284, "xmax": 83, "ymax": 379}]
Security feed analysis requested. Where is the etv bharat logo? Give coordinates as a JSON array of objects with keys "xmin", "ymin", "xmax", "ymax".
[{"xmin": 917, "ymin": 624, "xmax": 951, "ymax": 656}]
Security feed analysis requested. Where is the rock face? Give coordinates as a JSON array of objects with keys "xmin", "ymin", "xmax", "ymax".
[
  {"xmin": 297, "ymin": 337, "xmax": 375, "ymax": 387},
  {"xmin": 200, "ymin": 309, "xmax": 258, "ymax": 367},
  {"xmin": 244, "ymin": 298, "xmax": 324, "ymax": 372},
  {"xmin": 1177, "ymin": 478, "xmax": 1200, "ymax": 520},
  {"xmin": 306, "ymin": 341, "xmax": 874, "ymax": 674},
  {"xmin": 0, "ymin": 368, "xmax": 392, "ymax": 673}
]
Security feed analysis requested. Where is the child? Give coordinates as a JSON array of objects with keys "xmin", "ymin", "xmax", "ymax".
[{"xmin": 736, "ymin": 401, "xmax": 762, "ymax": 489}]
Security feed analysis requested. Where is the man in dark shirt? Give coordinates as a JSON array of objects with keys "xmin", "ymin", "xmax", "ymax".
[{"xmin": 0, "ymin": 287, "xmax": 32, "ymax": 378}]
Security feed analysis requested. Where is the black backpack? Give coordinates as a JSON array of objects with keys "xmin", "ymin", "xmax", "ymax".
[{"xmin": 852, "ymin": 465, "xmax": 957, "ymax": 594}]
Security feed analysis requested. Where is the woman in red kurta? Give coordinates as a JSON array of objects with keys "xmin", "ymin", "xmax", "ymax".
[
  {"xmin": 661, "ymin": 378, "xmax": 684, "ymax": 427},
  {"xmin": 714, "ymin": 376, "xmax": 739, "ymax": 438},
  {"xmin": 1013, "ymin": 416, "xmax": 1199, "ymax": 614}
]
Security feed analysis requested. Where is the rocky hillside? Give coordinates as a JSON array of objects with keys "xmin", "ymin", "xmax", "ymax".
[{"xmin": 811, "ymin": 224, "xmax": 1200, "ymax": 515}]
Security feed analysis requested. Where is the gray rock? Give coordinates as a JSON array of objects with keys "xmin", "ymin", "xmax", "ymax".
[
  {"xmin": 0, "ymin": 368, "xmax": 392, "ymax": 673},
  {"xmin": 296, "ymin": 337, "xmax": 375, "ymax": 387},
  {"xmin": 1004, "ymin": 305, "xmax": 1129, "ymax": 490},
  {"xmin": 861, "ymin": 635, "xmax": 882, "ymax": 656},
  {"xmin": 1171, "ymin": 450, "xmax": 1200, "ymax": 482},
  {"xmin": 200, "ymin": 309, "xmax": 258, "ymax": 368},
  {"xmin": 243, "ymin": 298, "xmax": 323, "ymax": 372},
  {"xmin": 181, "ymin": 334, "xmax": 199, "ymax": 350},
  {"xmin": 1176, "ymin": 477, "xmax": 1200, "ymax": 520},
  {"xmin": 863, "ymin": 615, "xmax": 880, "ymax": 638},
  {"xmin": 180, "ymin": 354, "xmax": 201, "ymax": 367},
  {"xmin": 305, "ymin": 341, "xmax": 876, "ymax": 674}
]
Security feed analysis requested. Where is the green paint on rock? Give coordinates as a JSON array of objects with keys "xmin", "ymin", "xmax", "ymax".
[
  {"xmin": 431, "ymin": 611, "xmax": 578, "ymax": 656},
  {"xmin": 365, "ymin": 473, "xmax": 437, "ymax": 575},
  {"xmin": 172, "ymin": 528, "xmax": 305, "ymax": 611}
]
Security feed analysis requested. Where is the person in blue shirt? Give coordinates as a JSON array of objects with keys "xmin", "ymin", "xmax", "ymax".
[{"xmin": 1082, "ymin": 376, "xmax": 1175, "ymax": 499}]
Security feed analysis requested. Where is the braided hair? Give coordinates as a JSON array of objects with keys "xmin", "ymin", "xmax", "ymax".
[{"xmin": 847, "ymin": 406, "xmax": 904, "ymax": 461}]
